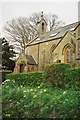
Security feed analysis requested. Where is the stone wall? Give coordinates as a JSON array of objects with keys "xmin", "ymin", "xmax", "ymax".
[{"xmin": 26, "ymin": 39, "xmax": 60, "ymax": 70}]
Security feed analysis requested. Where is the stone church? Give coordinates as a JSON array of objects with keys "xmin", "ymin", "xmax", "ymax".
[{"xmin": 14, "ymin": 13, "xmax": 80, "ymax": 73}]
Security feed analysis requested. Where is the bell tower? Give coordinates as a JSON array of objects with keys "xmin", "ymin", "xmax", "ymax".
[{"xmin": 37, "ymin": 12, "xmax": 47, "ymax": 35}]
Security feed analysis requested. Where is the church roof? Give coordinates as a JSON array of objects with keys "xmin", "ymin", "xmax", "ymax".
[
  {"xmin": 29, "ymin": 21, "xmax": 80, "ymax": 45},
  {"xmin": 26, "ymin": 54, "xmax": 37, "ymax": 65}
]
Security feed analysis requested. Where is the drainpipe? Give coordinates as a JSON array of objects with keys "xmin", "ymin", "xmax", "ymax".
[
  {"xmin": 76, "ymin": 37, "xmax": 80, "ymax": 67},
  {"xmin": 76, "ymin": 2, "xmax": 80, "ymax": 66},
  {"xmin": 38, "ymin": 44, "xmax": 40, "ymax": 70}
]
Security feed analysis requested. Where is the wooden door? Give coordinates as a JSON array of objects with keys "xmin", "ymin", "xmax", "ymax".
[{"xmin": 20, "ymin": 64, "xmax": 24, "ymax": 73}]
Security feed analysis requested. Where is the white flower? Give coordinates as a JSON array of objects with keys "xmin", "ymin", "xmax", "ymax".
[
  {"xmin": 33, "ymin": 95, "xmax": 36, "ymax": 98},
  {"xmin": 30, "ymin": 89, "xmax": 33, "ymax": 92},
  {"xmin": 44, "ymin": 89, "xmax": 47, "ymax": 92},
  {"xmin": 63, "ymin": 91, "xmax": 66, "ymax": 94},
  {"xmin": 38, "ymin": 86, "xmax": 40, "ymax": 88},
  {"xmin": 23, "ymin": 90, "xmax": 26, "ymax": 93}
]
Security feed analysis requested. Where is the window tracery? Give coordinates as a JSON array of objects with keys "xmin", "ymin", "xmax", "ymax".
[{"xmin": 62, "ymin": 43, "xmax": 75, "ymax": 64}]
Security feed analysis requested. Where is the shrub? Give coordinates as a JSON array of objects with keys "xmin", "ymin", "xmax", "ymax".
[
  {"xmin": 64, "ymin": 67, "xmax": 80, "ymax": 89},
  {"xmin": 44, "ymin": 63, "xmax": 71, "ymax": 88},
  {"xmin": 2, "ymin": 70, "xmax": 12, "ymax": 82},
  {"xmin": 2, "ymin": 83, "xmax": 79, "ymax": 118},
  {"xmin": 6, "ymin": 72, "xmax": 45, "ymax": 87},
  {"xmin": 3, "ymin": 67, "xmax": 79, "ymax": 119}
]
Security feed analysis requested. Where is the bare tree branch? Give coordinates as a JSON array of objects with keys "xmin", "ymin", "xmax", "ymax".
[{"xmin": 3, "ymin": 12, "xmax": 65, "ymax": 53}]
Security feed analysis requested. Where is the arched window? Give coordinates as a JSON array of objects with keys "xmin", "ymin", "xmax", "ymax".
[
  {"xmin": 62, "ymin": 43, "xmax": 75, "ymax": 65},
  {"xmin": 50, "ymin": 44, "xmax": 56, "ymax": 59},
  {"xmin": 66, "ymin": 50, "xmax": 69, "ymax": 63},
  {"xmin": 70, "ymin": 49, "xmax": 73, "ymax": 63},
  {"xmin": 50, "ymin": 44, "xmax": 56, "ymax": 52},
  {"xmin": 42, "ymin": 23, "xmax": 44, "ymax": 31}
]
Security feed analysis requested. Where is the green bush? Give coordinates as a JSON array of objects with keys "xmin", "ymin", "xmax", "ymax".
[
  {"xmin": 2, "ymin": 70, "xmax": 12, "ymax": 82},
  {"xmin": 64, "ymin": 67, "xmax": 80, "ymax": 89},
  {"xmin": 6, "ymin": 72, "xmax": 45, "ymax": 87},
  {"xmin": 44, "ymin": 63, "xmax": 71, "ymax": 88}
]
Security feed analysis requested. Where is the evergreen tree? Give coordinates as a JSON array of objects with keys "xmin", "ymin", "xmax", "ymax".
[{"xmin": 2, "ymin": 38, "xmax": 16, "ymax": 71}]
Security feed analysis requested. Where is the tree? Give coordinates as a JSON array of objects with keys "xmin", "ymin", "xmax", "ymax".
[
  {"xmin": 29, "ymin": 12, "xmax": 65, "ymax": 31},
  {"xmin": 3, "ymin": 12, "xmax": 65, "ymax": 53},
  {"xmin": 3, "ymin": 17, "xmax": 37, "ymax": 53},
  {"xmin": 2, "ymin": 38, "xmax": 16, "ymax": 71}
]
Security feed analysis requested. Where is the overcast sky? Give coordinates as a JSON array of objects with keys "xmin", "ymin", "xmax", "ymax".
[{"xmin": 0, "ymin": 0, "xmax": 79, "ymax": 37}]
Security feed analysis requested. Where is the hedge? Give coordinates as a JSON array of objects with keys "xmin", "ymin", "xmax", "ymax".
[
  {"xmin": 2, "ymin": 66, "xmax": 80, "ymax": 118},
  {"xmin": 44, "ymin": 63, "xmax": 71, "ymax": 88},
  {"xmin": 64, "ymin": 67, "xmax": 80, "ymax": 89},
  {"xmin": 6, "ymin": 72, "xmax": 45, "ymax": 87}
]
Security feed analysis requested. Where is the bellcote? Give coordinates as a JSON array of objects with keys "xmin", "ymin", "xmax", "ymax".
[{"xmin": 37, "ymin": 12, "xmax": 47, "ymax": 35}]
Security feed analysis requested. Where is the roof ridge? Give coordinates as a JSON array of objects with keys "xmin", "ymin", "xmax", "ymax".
[{"xmin": 50, "ymin": 21, "xmax": 80, "ymax": 32}]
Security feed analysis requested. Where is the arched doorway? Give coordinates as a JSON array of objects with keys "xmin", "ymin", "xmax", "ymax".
[{"xmin": 20, "ymin": 64, "xmax": 25, "ymax": 73}]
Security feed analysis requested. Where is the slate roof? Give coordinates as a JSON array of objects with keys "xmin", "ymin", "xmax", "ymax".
[
  {"xmin": 29, "ymin": 21, "xmax": 80, "ymax": 45},
  {"xmin": 26, "ymin": 54, "xmax": 37, "ymax": 65}
]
